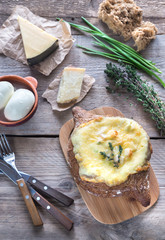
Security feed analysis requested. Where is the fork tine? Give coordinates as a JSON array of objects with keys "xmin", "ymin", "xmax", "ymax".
[
  {"xmin": 0, "ymin": 134, "xmax": 11, "ymax": 155},
  {"xmin": 3, "ymin": 134, "xmax": 12, "ymax": 153},
  {"xmin": 0, "ymin": 144, "xmax": 3, "ymax": 158},
  {"xmin": 0, "ymin": 135, "xmax": 7, "ymax": 155}
]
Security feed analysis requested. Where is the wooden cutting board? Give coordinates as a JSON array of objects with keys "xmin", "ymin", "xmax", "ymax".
[{"xmin": 59, "ymin": 107, "xmax": 159, "ymax": 224}]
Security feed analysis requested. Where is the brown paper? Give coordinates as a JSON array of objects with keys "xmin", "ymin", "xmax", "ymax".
[
  {"xmin": 0, "ymin": 5, "xmax": 74, "ymax": 76},
  {"xmin": 42, "ymin": 72, "xmax": 95, "ymax": 111}
]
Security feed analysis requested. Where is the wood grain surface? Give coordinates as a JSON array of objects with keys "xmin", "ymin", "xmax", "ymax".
[
  {"xmin": 0, "ymin": 0, "xmax": 165, "ymax": 239},
  {"xmin": 0, "ymin": 137, "xmax": 164, "ymax": 240},
  {"xmin": 0, "ymin": 34, "xmax": 165, "ymax": 137}
]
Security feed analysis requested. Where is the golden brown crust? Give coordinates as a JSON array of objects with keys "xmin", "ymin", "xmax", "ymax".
[{"xmin": 67, "ymin": 106, "xmax": 152, "ymax": 207}]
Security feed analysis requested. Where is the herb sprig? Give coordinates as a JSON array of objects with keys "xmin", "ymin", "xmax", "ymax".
[
  {"xmin": 105, "ymin": 63, "xmax": 165, "ymax": 136},
  {"xmin": 100, "ymin": 151, "xmax": 107, "ymax": 159},
  {"xmin": 57, "ymin": 17, "xmax": 164, "ymax": 87},
  {"xmin": 100, "ymin": 142, "xmax": 123, "ymax": 168},
  {"xmin": 118, "ymin": 145, "xmax": 123, "ymax": 163}
]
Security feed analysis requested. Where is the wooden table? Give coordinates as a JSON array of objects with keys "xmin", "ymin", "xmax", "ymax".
[{"xmin": 0, "ymin": 1, "xmax": 165, "ymax": 239}]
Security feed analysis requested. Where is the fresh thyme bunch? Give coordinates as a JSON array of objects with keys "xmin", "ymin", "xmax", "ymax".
[{"xmin": 105, "ymin": 63, "xmax": 165, "ymax": 136}]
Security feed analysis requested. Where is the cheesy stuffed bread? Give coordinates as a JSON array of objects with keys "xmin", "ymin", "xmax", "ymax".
[{"xmin": 68, "ymin": 107, "xmax": 152, "ymax": 207}]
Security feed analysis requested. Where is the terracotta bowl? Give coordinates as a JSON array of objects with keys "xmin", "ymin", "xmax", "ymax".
[{"xmin": 0, "ymin": 75, "xmax": 38, "ymax": 126}]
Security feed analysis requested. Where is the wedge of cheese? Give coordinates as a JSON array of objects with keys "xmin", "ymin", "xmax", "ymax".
[
  {"xmin": 57, "ymin": 67, "xmax": 86, "ymax": 104},
  {"xmin": 18, "ymin": 16, "xmax": 58, "ymax": 65}
]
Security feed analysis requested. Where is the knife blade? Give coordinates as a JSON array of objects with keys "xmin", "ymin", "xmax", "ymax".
[
  {"xmin": 0, "ymin": 160, "xmax": 43, "ymax": 226},
  {"xmin": 0, "ymin": 160, "xmax": 23, "ymax": 184}
]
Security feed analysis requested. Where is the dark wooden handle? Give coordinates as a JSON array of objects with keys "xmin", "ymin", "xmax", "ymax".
[
  {"xmin": 32, "ymin": 192, "xmax": 73, "ymax": 231},
  {"xmin": 17, "ymin": 178, "xmax": 43, "ymax": 226},
  {"xmin": 28, "ymin": 176, "xmax": 74, "ymax": 206}
]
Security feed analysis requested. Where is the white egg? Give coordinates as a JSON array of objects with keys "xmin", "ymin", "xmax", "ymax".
[
  {"xmin": 4, "ymin": 89, "xmax": 35, "ymax": 121},
  {"xmin": 0, "ymin": 81, "xmax": 14, "ymax": 109}
]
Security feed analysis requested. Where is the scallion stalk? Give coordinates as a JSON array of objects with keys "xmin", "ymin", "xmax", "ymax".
[{"xmin": 57, "ymin": 17, "xmax": 164, "ymax": 87}]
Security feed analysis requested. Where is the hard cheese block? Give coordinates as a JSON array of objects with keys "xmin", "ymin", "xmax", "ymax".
[
  {"xmin": 18, "ymin": 16, "xmax": 58, "ymax": 65},
  {"xmin": 57, "ymin": 67, "xmax": 86, "ymax": 104}
]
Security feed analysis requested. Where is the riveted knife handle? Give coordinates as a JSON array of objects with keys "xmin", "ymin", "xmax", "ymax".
[
  {"xmin": 17, "ymin": 178, "xmax": 43, "ymax": 226},
  {"xmin": 28, "ymin": 176, "xmax": 74, "ymax": 206},
  {"xmin": 32, "ymin": 192, "xmax": 73, "ymax": 231}
]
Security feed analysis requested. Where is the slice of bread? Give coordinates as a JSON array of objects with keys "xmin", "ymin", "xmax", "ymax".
[
  {"xmin": 67, "ymin": 107, "xmax": 152, "ymax": 207},
  {"xmin": 98, "ymin": 0, "xmax": 142, "ymax": 40}
]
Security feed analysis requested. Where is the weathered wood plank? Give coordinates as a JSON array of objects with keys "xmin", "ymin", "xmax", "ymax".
[
  {"xmin": 0, "ymin": 87, "xmax": 164, "ymax": 137},
  {"xmin": 0, "ymin": 1, "xmax": 164, "ymax": 239},
  {"xmin": 0, "ymin": 137, "xmax": 164, "ymax": 240},
  {"xmin": 0, "ymin": 35, "xmax": 164, "ymax": 137},
  {"xmin": 0, "ymin": 15, "xmax": 164, "ymax": 37},
  {"xmin": 0, "ymin": 34, "xmax": 164, "ymax": 89},
  {"xmin": 1, "ymin": 0, "xmax": 165, "ymax": 20},
  {"xmin": 0, "ymin": 0, "xmax": 165, "ymax": 34}
]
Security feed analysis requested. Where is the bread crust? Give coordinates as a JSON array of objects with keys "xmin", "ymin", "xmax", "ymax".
[
  {"xmin": 98, "ymin": 0, "xmax": 143, "ymax": 40},
  {"xmin": 132, "ymin": 21, "xmax": 157, "ymax": 52},
  {"xmin": 67, "ymin": 107, "xmax": 152, "ymax": 207}
]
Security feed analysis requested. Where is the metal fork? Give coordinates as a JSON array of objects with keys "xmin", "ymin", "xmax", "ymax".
[{"xmin": 0, "ymin": 134, "xmax": 16, "ymax": 169}]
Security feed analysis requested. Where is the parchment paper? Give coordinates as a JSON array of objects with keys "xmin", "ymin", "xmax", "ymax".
[
  {"xmin": 0, "ymin": 5, "xmax": 74, "ymax": 76},
  {"xmin": 42, "ymin": 72, "xmax": 95, "ymax": 111}
]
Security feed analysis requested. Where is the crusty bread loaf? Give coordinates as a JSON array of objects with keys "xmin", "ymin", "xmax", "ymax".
[
  {"xmin": 132, "ymin": 21, "xmax": 157, "ymax": 52},
  {"xmin": 67, "ymin": 107, "xmax": 152, "ymax": 207},
  {"xmin": 98, "ymin": 0, "xmax": 142, "ymax": 40}
]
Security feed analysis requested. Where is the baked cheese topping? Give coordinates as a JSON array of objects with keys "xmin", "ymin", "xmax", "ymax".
[{"xmin": 71, "ymin": 116, "xmax": 149, "ymax": 187}]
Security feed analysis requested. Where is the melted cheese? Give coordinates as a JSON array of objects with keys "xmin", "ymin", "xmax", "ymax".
[{"xmin": 71, "ymin": 117, "xmax": 149, "ymax": 187}]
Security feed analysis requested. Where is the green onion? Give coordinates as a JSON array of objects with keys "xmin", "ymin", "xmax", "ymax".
[{"xmin": 57, "ymin": 17, "xmax": 164, "ymax": 87}]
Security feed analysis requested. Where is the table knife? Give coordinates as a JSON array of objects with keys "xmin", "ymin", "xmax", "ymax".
[{"xmin": 0, "ymin": 160, "xmax": 43, "ymax": 226}]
